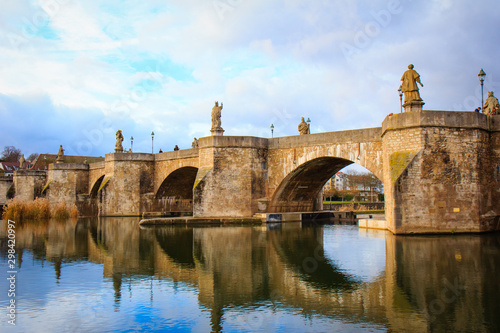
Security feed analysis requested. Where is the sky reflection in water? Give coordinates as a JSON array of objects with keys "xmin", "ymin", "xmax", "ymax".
[{"xmin": 1, "ymin": 218, "xmax": 499, "ymax": 332}]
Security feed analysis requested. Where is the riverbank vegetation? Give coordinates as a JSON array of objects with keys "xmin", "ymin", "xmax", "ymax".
[{"xmin": 2, "ymin": 198, "xmax": 78, "ymax": 222}]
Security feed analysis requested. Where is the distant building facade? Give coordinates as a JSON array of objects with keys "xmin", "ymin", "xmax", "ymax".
[{"xmin": 323, "ymin": 172, "xmax": 347, "ymax": 191}]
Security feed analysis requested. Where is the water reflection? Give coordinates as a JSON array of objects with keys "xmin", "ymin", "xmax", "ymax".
[{"xmin": 0, "ymin": 218, "xmax": 499, "ymax": 332}]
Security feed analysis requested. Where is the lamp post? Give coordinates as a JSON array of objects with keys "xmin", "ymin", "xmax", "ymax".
[
  {"xmin": 270, "ymin": 124, "xmax": 274, "ymax": 138},
  {"xmin": 478, "ymin": 69, "xmax": 486, "ymax": 111},
  {"xmin": 130, "ymin": 136, "xmax": 134, "ymax": 152},
  {"xmin": 151, "ymin": 131, "xmax": 154, "ymax": 154},
  {"xmin": 44, "ymin": 155, "xmax": 47, "ymax": 170},
  {"xmin": 306, "ymin": 117, "xmax": 311, "ymax": 134},
  {"xmin": 398, "ymin": 85, "xmax": 403, "ymax": 113}
]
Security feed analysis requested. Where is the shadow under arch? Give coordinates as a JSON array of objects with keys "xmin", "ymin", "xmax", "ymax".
[
  {"xmin": 89, "ymin": 175, "xmax": 105, "ymax": 199},
  {"xmin": 155, "ymin": 167, "xmax": 198, "ymax": 213},
  {"xmin": 270, "ymin": 157, "xmax": 354, "ymax": 212}
]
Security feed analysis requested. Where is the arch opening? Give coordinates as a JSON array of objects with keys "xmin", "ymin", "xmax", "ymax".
[
  {"xmin": 270, "ymin": 157, "xmax": 384, "ymax": 213},
  {"xmin": 90, "ymin": 175, "xmax": 105, "ymax": 199},
  {"xmin": 155, "ymin": 167, "xmax": 198, "ymax": 213}
]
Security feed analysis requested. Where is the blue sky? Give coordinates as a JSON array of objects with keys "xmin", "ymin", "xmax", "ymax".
[{"xmin": 0, "ymin": 0, "xmax": 499, "ymax": 158}]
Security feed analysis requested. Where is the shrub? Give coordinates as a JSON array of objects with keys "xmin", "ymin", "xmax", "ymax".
[
  {"xmin": 2, "ymin": 198, "xmax": 79, "ymax": 222},
  {"xmin": 52, "ymin": 201, "xmax": 70, "ymax": 220}
]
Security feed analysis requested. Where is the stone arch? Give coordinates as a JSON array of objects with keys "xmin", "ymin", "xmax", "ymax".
[
  {"xmin": 155, "ymin": 166, "xmax": 198, "ymax": 212},
  {"xmin": 89, "ymin": 175, "xmax": 105, "ymax": 198},
  {"xmin": 270, "ymin": 157, "xmax": 352, "ymax": 212},
  {"xmin": 6, "ymin": 183, "xmax": 15, "ymax": 199},
  {"xmin": 269, "ymin": 156, "xmax": 383, "ymax": 213}
]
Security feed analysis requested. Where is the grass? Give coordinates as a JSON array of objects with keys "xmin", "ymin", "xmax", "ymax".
[{"xmin": 2, "ymin": 198, "xmax": 79, "ymax": 223}]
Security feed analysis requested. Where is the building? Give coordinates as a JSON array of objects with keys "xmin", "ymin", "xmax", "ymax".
[
  {"xmin": 0, "ymin": 162, "xmax": 32, "ymax": 176},
  {"xmin": 323, "ymin": 172, "xmax": 347, "ymax": 191}
]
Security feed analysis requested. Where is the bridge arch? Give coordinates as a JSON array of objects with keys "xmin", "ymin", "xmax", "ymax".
[
  {"xmin": 155, "ymin": 166, "xmax": 198, "ymax": 213},
  {"xmin": 269, "ymin": 157, "xmax": 383, "ymax": 213},
  {"xmin": 89, "ymin": 175, "xmax": 105, "ymax": 199}
]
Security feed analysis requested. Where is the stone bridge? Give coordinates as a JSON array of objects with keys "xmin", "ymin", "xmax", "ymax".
[{"xmin": 6, "ymin": 110, "xmax": 500, "ymax": 234}]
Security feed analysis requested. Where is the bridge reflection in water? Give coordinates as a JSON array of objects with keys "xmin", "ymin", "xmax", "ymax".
[{"xmin": 2, "ymin": 218, "xmax": 499, "ymax": 332}]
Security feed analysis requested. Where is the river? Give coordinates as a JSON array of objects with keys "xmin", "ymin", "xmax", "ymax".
[{"xmin": 1, "ymin": 217, "xmax": 499, "ymax": 332}]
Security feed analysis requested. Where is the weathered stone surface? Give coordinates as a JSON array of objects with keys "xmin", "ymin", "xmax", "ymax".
[
  {"xmin": 382, "ymin": 111, "xmax": 500, "ymax": 233},
  {"xmin": 194, "ymin": 136, "xmax": 268, "ymax": 217},
  {"xmin": 0, "ymin": 177, "xmax": 13, "ymax": 203},
  {"xmin": 267, "ymin": 128, "xmax": 383, "ymax": 212},
  {"xmin": 13, "ymin": 170, "xmax": 46, "ymax": 201},
  {"xmin": 99, "ymin": 153, "xmax": 155, "ymax": 216},
  {"xmin": 8, "ymin": 111, "xmax": 499, "ymax": 234},
  {"xmin": 47, "ymin": 163, "xmax": 89, "ymax": 207}
]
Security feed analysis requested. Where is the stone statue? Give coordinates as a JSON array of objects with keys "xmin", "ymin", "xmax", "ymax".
[
  {"xmin": 56, "ymin": 145, "xmax": 65, "ymax": 163},
  {"xmin": 115, "ymin": 130, "xmax": 124, "ymax": 153},
  {"xmin": 19, "ymin": 154, "xmax": 26, "ymax": 169},
  {"xmin": 211, "ymin": 101, "xmax": 224, "ymax": 136},
  {"xmin": 401, "ymin": 64, "xmax": 424, "ymax": 111},
  {"xmin": 298, "ymin": 117, "xmax": 309, "ymax": 135},
  {"xmin": 483, "ymin": 91, "xmax": 500, "ymax": 115},
  {"xmin": 192, "ymin": 137, "xmax": 199, "ymax": 148}
]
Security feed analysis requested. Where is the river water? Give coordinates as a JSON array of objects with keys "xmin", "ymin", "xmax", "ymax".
[{"xmin": 0, "ymin": 217, "xmax": 499, "ymax": 332}]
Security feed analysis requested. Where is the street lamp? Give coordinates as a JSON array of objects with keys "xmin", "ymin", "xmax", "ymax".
[
  {"xmin": 130, "ymin": 136, "xmax": 134, "ymax": 152},
  {"xmin": 398, "ymin": 85, "xmax": 403, "ymax": 113},
  {"xmin": 270, "ymin": 124, "xmax": 274, "ymax": 138},
  {"xmin": 151, "ymin": 131, "xmax": 154, "ymax": 154},
  {"xmin": 478, "ymin": 69, "xmax": 486, "ymax": 111},
  {"xmin": 306, "ymin": 118, "xmax": 311, "ymax": 134}
]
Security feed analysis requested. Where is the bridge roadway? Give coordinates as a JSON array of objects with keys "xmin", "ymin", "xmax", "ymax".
[{"xmin": 5, "ymin": 111, "xmax": 500, "ymax": 234}]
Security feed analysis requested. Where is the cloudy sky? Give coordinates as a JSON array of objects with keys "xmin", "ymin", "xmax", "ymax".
[{"xmin": 0, "ymin": 0, "xmax": 499, "ymax": 158}]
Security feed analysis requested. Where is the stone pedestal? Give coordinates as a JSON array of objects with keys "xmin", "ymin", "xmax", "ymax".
[
  {"xmin": 403, "ymin": 100, "xmax": 424, "ymax": 112},
  {"xmin": 210, "ymin": 128, "xmax": 224, "ymax": 136}
]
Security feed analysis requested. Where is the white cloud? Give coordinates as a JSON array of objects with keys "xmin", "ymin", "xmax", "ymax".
[{"xmin": 0, "ymin": 0, "xmax": 499, "ymax": 157}]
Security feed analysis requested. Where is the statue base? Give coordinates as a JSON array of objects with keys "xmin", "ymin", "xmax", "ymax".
[
  {"xmin": 114, "ymin": 148, "xmax": 123, "ymax": 153},
  {"xmin": 403, "ymin": 100, "xmax": 424, "ymax": 112},
  {"xmin": 211, "ymin": 128, "xmax": 224, "ymax": 136}
]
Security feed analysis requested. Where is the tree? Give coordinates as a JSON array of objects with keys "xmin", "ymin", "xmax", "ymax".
[
  {"xmin": 1, "ymin": 146, "xmax": 21, "ymax": 162},
  {"xmin": 27, "ymin": 153, "xmax": 39, "ymax": 162},
  {"xmin": 344, "ymin": 170, "xmax": 383, "ymax": 192}
]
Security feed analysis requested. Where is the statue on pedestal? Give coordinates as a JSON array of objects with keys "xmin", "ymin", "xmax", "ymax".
[
  {"xmin": 401, "ymin": 64, "xmax": 424, "ymax": 112},
  {"xmin": 192, "ymin": 138, "xmax": 199, "ymax": 148},
  {"xmin": 211, "ymin": 101, "xmax": 224, "ymax": 136},
  {"xmin": 298, "ymin": 117, "xmax": 309, "ymax": 135},
  {"xmin": 19, "ymin": 154, "xmax": 26, "ymax": 169},
  {"xmin": 56, "ymin": 145, "xmax": 65, "ymax": 163},
  {"xmin": 115, "ymin": 130, "xmax": 124, "ymax": 153},
  {"xmin": 483, "ymin": 91, "xmax": 499, "ymax": 115}
]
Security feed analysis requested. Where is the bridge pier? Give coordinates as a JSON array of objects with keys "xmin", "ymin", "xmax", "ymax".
[
  {"xmin": 13, "ymin": 169, "xmax": 46, "ymax": 201},
  {"xmin": 382, "ymin": 111, "xmax": 500, "ymax": 234},
  {"xmin": 193, "ymin": 136, "xmax": 268, "ymax": 218},
  {"xmin": 46, "ymin": 163, "xmax": 89, "ymax": 213},
  {"xmin": 99, "ymin": 153, "xmax": 155, "ymax": 216}
]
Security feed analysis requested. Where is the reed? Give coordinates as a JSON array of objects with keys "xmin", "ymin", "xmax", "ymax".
[{"xmin": 2, "ymin": 198, "xmax": 79, "ymax": 222}]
